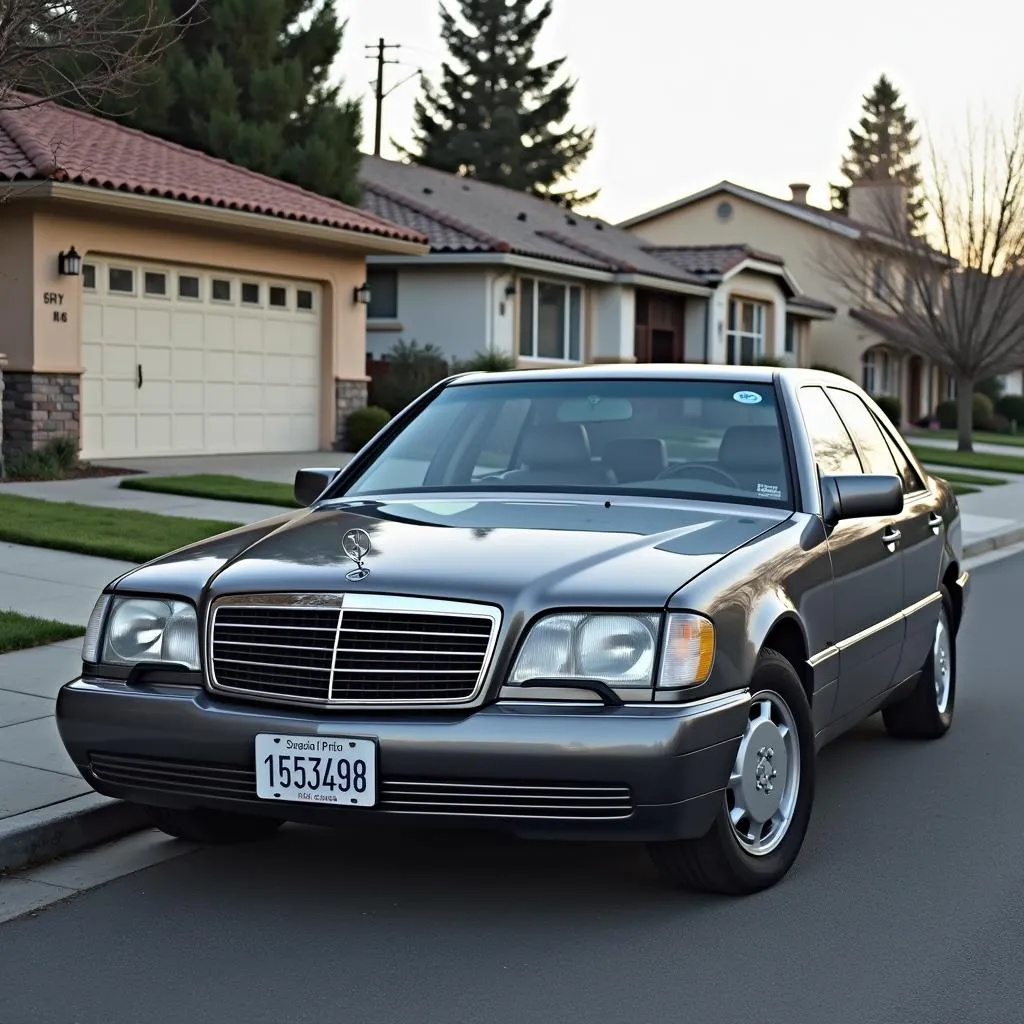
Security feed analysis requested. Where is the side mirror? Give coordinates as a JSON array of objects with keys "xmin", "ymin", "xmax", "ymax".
[
  {"xmin": 294, "ymin": 467, "xmax": 340, "ymax": 507},
  {"xmin": 821, "ymin": 473, "xmax": 903, "ymax": 527}
]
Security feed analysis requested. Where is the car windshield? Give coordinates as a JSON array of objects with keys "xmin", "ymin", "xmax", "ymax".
[{"xmin": 342, "ymin": 378, "xmax": 793, "ymax": 508}]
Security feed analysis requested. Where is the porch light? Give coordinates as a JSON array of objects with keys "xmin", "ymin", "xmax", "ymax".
[
  {"xmin": 58, "ymin": 246, "xmax": 81, "ymax": 276},
  {"xmin": 354, "ymin": 282, "xmax": 371, "ymax": 305}
]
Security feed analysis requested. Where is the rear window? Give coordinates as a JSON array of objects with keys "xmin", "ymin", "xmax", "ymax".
[{"xmin": 344, "ymin": 378, "xmax": 793, "ymax": 508}]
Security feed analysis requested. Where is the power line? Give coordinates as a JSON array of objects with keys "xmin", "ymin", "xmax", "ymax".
[{"xmin": 364, "ymin": 38, "xmax": 401, "ymax": 157}]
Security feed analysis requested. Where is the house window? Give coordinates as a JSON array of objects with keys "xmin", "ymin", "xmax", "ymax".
[
  {"xmin": 518, "ymin": 277, "xmax": 583, "ymax": 361},
  {"xmin": 873, "ymin": 260, "xmax": 890, "ymax": 300},
  {"xmin": 297, "ymin": 289, "xmax": 314, "ymax": 311},
  {"xmin": 903, "ymin": 273, "xmax": 916, "ymax": 310},
  {"xmin": 211, "ymin": 278, "xmax": 232, "ymax": 302},
  {"xmin": 862, "ymin": 348, "xmax": 895, "ymax": 395},
  {"xmin": 82, "ymin": 264, "xmax": 97, "ymax": 290},
  {"xmin": 144, "ymin": 271, "xmax": 167, "ymax": 297},
  {"xmin": 726, "ymin": 299, "xmax": 766, "ymax": 364},
  {"xmin": 178, "ymin": 275, "xmax": 200, "ymax": 300},
  {"xmin": 242, "ymin": 282, "xmax": 261, "ymax": 305},
  {"xmin": 108, "ymin": 267, "xmax": 135, "ymax": 294},
  {"xmin": 367, "ymin": 269, "xmax": 398, "ymax": 319},
  {"xmin": 784, "ymin": 319, "xmax": 795, "ymax": 355},
  {"xmin": 269, "ymin": 285, "xmax": 288, "ymax": 308}
]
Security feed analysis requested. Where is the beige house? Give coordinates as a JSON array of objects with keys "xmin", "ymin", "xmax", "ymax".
[
  {"xmin": 0, "ymin": 99, "xmax": 427, "ymax": 462},
  {"xmin": 620, "ymin": 179, "xmax": 959, "ymax": 424},
  {"xmin": 357, "ymin": 156, "xmax": 834, "ymax": 373}
]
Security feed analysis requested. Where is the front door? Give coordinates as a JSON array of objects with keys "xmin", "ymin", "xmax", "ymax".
[
  {"xmin": 797, "ymin": 386, "xmax": 906, "ymax": 722},
  {"xmin": 826, "ymin": 387, "xmax": 943, "ymax": 682}
]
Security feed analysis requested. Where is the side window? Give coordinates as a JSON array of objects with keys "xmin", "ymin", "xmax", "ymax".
[
  {"xmin": 798, "ymin": 386, "xmax": 863, "ymax": 475},
  {"xmin": 827, "ymin": 389, "xmax": 901, "ymax": 477},
  {"xmin": 881, "ymin": 426, "xmax": 927, "ymax": 495}
]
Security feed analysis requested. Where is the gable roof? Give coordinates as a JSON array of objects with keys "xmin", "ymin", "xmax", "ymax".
[
  {"xmin": 0, "ymin": 97, "xmax": 426, "ymax": 245},
  {"xmin": 358, "ymin": 156, "xmax": 710, "ymax": 289},
  {"xmin": 618, "ymin": 180, "xmax": 885, "ymax": 241}
]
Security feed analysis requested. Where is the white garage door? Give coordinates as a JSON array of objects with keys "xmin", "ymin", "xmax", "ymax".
[{"xmin": 80, "ymin": 258, "xmax": 323, "ymax": 460}]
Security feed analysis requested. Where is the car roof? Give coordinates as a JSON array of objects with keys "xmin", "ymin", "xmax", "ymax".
[{"xmin": 445, "ymin": 363, "xmax": 856, "ymax": 388}]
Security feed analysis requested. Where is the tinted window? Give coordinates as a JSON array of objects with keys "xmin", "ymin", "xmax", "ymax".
[
  {"xmin": 827, "ymin": 388, "xmax": 900, "ymax": 477},
  {"xmin": 367, "ymin": 269, "xmax": 397, "ymax": 319},
  {"xmin": 798, "ymin": 386, "xmax": 862, "ymax": 475},
  {"xmin": 144, "ymin": 271, "xmax": 167, "ymax": 296},
  {"xmin": 82, "ymin": 264, "xmax": 97, "ymax": 290},
  {"xmin": 344, "ymin": 379, "xmax": 793, "ymax": 507},
  {"xmin": 880, "ymin": 426, "xmax": 927, "ymax": 494},
  {"xmin": 211, "ymin": 279, "xmax": 231, "ymax": 302},
  {"xmin": 269, "ymin": 286, "xmax": 287, "ymax": 308},
  {"xmin": 108, "ymin": 268, "xmax": 134, "ymax": 293},
  {"xmin": 242, "ymin": 282, "xmax": 260, "ymax": 305},
  {"xmin": 178, "ymin": 275, "xmax": 200, "ymax": 299}
]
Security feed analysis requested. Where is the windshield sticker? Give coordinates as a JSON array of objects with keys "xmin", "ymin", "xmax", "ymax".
[
  {"xmin": 733, "ymin": 390, "xmax": 763, "ymax": 405},
  {"xmin": 757, "ymin": 482, "xmax": 782, "ymax": 499}
]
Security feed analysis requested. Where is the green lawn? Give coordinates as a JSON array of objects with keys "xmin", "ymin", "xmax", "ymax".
[
  {"xmin": 911, "ymin": 444, "xmax": 1024, "ymax": 476},
  {"xmin": 907, "ymin": 429, "xmax": 1024, "ymax": 448},
  {"xmin": 950, "ymin": 484, "xmax": 981, "ymax": 496},
  {"xmin": 120, "ymin": 473, "xmax": 298, "ymax": 508},
  {"xmin": 0, "ymin": 610, "xmax": 84, "ymax": 655},
  {"xmin": 0, "ymin": 494, "xmax": 241, "ymax": 563},
  {"xmin": 925, "ymin": 469, "xmax": 1008, "ymax": 487}
]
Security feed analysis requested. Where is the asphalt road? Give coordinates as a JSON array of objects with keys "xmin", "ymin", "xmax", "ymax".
[{"xmin": 3, "ymin": 552, "xmax": 1024, "ymax": 1024}]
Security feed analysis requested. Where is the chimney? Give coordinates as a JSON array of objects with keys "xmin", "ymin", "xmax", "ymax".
[
  {"xmin": 848, "ymin": 177, "xmax": 908, "ymax": 234},
  {"xmin": 789, "ymin": 183, "xmax": 811, "ymax": 205}
]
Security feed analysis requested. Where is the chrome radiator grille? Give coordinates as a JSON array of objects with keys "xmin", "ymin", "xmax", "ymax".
[{"xmin": 208, "ymin": 594, "xmax": 500, "ymax": 707}]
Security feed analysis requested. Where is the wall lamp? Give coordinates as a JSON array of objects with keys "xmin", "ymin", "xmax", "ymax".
[
  {"xmin": 58, "ymin": 246, "xmax": 82, "ymax": 276},
  {"xmin": 353, "ymin": 282, "xmax": 371, "ymax": 305}
]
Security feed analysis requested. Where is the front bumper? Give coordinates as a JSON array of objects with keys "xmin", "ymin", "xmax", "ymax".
[{"xmin": 55, "ymin": 678, "xmax": 749, "ymax": 841}]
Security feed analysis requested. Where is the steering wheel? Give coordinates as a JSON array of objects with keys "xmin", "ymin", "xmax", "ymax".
[{"xmin": 657, "ymin": 463, "xmax": 740, "ymax": 488}]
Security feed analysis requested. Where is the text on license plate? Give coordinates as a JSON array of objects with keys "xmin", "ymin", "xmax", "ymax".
[{"xmin": 255, "ymin": 734, "xmax": 377, "ymax": 806}]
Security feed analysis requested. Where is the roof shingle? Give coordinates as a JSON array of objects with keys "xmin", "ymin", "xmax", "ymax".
[
  {"xmin": 358, "ymin": 156, "xmax": 709, "ymax": 286},
  {"xmin": 644, "ymin": 244, "xmax": 786, "ymax": 277},
  {"xmin": 0, "ymin": 98, "xmax": 426, "ymax": 244}
]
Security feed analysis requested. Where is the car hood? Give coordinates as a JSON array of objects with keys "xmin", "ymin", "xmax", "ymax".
[{"xmin": 115, "ymin": 496, "xmax": 791, "ymax": 610}]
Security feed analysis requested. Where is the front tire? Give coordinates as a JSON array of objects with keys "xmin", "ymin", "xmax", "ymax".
[
  {"xmin": 648, "ymin": 649, "xmax": 816, "ymax": 895},
  {"xmin": 881, "ymin": 586, "xmax": 955, "ymax": 740},
  {"xmin": 146, "ymin": 805, "xmax": 284, "ymax": 845}
]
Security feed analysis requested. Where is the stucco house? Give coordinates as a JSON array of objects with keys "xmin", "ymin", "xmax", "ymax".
[
  {"xmin": 357, "ymin": 156, "xmax": 835, "ymax": 372},
  {"xmin": 0, "ymin": 99, "xmax": 428, "ymax": 462},
  {"xmin": 618, "ymin": 179, "xmax": 1019, "ymax": 424}
]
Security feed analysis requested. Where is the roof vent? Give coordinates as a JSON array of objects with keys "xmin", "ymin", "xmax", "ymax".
[
  {"xmin": 595, "ymin": 223, "xmax": 604, "ymax": 230},
  {"xmin": 462, "ymin": 183, "xmax": 471, "ymax": 191},
  {"xmin": 422, "ymin": 186, "xmax": 433, "ymax": 194},
  {"xmin": 565, "ymin": 214, "xmax": 577, "ymax": 226},
  {"xmin": 517, "ymin": 212, "xmax": 527, "ymax": 221}
]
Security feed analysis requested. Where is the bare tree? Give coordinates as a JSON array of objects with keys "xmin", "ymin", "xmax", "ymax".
[
  {"xmin": 820, "ymin": 100, "xmax": 1024, "ymax": 451},
  {"xmin": 0, "ymin": 0, "xmax": 197, "ymax": 113}
]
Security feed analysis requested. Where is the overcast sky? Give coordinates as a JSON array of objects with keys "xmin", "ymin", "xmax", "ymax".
[{"xmin": 335, "ymin": 0, "xmax": 1024, "ymax": 224}]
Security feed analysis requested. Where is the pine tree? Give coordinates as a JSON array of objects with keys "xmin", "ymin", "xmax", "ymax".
[
  {"xmin": 87, "ymin": 0, "xmax": 363, "ymax": 205},
  {"xmin": 401, "ymin": 0, "xmax": 596, "ymax": 208},
  {"xmin": 830, "ymin": 74, "xmax": 925, "ymax": 233}
]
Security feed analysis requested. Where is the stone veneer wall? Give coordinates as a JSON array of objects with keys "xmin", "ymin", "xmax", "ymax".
[
  {"xmin": 1, "ymin": 371, "xmax": 81, "ymax": 455},
  {"xmin": 334, "ymin": 378, "xmax": 369, "ymax": 451}
]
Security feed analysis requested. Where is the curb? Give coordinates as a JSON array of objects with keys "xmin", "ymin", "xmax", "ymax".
[
  {"xmin": 963, "ymin": 524, "xmax": 1024, "ymax": 559},
  {"xmin": 0, "ymin": 793, "xmax": 150, "ymax": 876}
]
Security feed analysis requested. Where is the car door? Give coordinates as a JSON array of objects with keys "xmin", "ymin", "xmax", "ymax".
[{"xmin": 797, "ymin": 385, "xmax": 905, "ymax": 722}]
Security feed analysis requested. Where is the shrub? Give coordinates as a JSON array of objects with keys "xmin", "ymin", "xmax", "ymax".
[
  {"xmin": 991, "ymin": 413, "xmax": 1012, "ymax": 434},
  {"xmin": 2, "ymin": 436, "xmax": 79, "ymax": 481},
  {"xmin": 935, "ymin": 399, "xmax": 958, "ymax": 429},
  {"xmin": 995, "ymin": 394, "xmax": 1024, "ymax": 429},
  {"xmin": 345, "ymin": 406, "xmax": 391, "ymax": 452},
  {"xmin": 810, "ymin": 363, "xmax": 852, "ymax": 379},
  {"xmin": 975, "ymin": 376, "xmax": 1005, "ymax": 404},
  {"xmin": 370, "ymin": 339, "xmax": 451, "ymax": 415},
  {"xmin": 973, "ymin": 391, "xmax": 995, "ymax": 430},
  {"xmin": 451, "ymin": 350, "xmax": 517, "ymax": 373},
  {"xmin": 871, "ymin": 394, "xmax": 901, "ymax": 427}
]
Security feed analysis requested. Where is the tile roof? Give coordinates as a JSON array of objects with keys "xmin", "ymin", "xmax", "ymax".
[
  {"xmin": 358, "ymin": 156, "xmax": 709, "ymax": 287},
  {"xmin": 0, "ymin": 98, "xmax": 426, "ymax": 244},
  {"xmin": 644, "ymin": 244, "xmax": 786, "ymax": 277}
]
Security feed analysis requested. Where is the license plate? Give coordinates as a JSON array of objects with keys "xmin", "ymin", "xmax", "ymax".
[{"xmin": 255, "ymin": 734, "xmax": 377, "ymax": 806}]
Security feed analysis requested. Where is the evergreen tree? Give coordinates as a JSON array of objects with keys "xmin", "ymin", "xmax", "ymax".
[
  {"xmin": 830, "ymin": 74, "xmax": 925, "ymax": 233},
  {"xmin": 87, "ymin": 0, "xmax": 362, "ymax": 205},
  {"xmin": 401, "ymin": 0, "xmax": 596, "ymax": 208}
]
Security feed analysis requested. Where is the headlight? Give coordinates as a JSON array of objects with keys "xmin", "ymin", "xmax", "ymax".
[
  {"xmin": 97, "ymin": 597, "xmax": 200, "ymax": 670},
  {"xmin": 509, "ymin": 613, "xmax": 659, "ymax": 688},
  {"xmin": 657, "ymin": 613, "xmax": 716, "ymax": 689}
]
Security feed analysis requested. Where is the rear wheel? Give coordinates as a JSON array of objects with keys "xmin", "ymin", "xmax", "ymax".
[
  {"xmin": 882, "ymin": 586, "xmax": 955, "ymax": 740},
  {"xmin": 648, "ymin": 649, "xmax": 816, "ymax": 895},
  {"xmin": 146, "ymin": 805, "xmax": 284, "ymax": 845}
]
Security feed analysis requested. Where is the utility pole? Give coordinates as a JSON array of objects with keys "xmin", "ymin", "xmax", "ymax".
[{"xmin": 365, "ymin": 38, "xmax": 401, "ymax": 157}]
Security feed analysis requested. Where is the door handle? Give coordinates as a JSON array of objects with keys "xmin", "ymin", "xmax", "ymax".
[
  {"xmin": 881, "ymin": 527, "xmax": 902, "ymax": 548},
  {"xmin": 137, "ymin": 363, "xmax": 143, "ymax": 389},
  {"xmin": 928, "ymin": 513, "xmax": 942, "ymax": 535}
]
